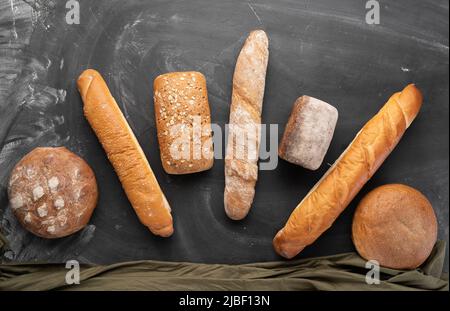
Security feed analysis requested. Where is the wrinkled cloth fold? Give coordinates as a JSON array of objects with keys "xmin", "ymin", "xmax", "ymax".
[{"xmin": 0, "ymin": 240, "xmax": 447, "ymax": 291}]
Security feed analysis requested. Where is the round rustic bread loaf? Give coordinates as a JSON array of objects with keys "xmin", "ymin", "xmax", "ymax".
[
  {"xmin": 8, "ymin": 147, "xmax": 98, "ymax": 238},
  {"xmin": 352, "ymin": 184, "xmax": 437, "ymax": 270}
]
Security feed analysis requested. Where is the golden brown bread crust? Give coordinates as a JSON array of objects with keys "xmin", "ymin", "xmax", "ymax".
[
  {"xmin": 224, "ymin": 30, "xmax": 269, "ymax": 220},
  {"xmin": 77, "ymin": 69, "xmax": 173, "ymax": 237},
  {"xmin": 153, "ymin": 72, "xmax": 213, "ymax": 174},
  {"xmin": 8, "ymin": 147, "xmax": 98, "ymax": 238},
  {"xmin": 273, "ymin": 84, "xmax": 423, "ymax": 258},
  {"xmin": 352, "ymin": 184, "xmax": 437, "ymax": 270}
]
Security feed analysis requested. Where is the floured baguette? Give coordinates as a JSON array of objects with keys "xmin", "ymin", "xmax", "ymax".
[
  {"xmin": 273, "ymin": 84, "xmax": 423, "ymax": 258},
  {"xmin": 224, "ymin": 30, "xmax": 269, "ymax": 220},
  {"xmin": 77, "ymin": 69, "xmax": 173, "ymax": 237}
]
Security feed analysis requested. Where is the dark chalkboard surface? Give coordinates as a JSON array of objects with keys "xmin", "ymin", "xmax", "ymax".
[{"xmin": 0, "ymin": 0, "xmax": 448, "ymax": 269}]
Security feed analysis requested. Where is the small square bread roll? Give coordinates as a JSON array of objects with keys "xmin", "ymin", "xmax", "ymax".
[
  {"xmin": 153, "ymin": 72, "xmax": 214, "ymax": 174},
  {"xmin": 279, "ymin": 96, "xmax": 338, "ymax": 170}
]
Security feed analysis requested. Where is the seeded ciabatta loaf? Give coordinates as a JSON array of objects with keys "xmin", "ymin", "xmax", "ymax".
[
  {"xmin": 154, "ymin": 71, "xmax": 214, "ymax": 174},
  {"xmin": 8, "ymin": 147, "xmax": 98, "ymax": 238}
]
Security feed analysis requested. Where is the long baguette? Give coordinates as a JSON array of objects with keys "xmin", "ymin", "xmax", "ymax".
[
  {"xmin": 273, "ymin": 84, "xmax": 423, "ymax": 258},
  {"xmin": 77, "ymin": 69, "xmax": 173, "ymax": 237},
  {"xmin": 224, "ymin": 30, "xmax": 269, "ymax": 220}
]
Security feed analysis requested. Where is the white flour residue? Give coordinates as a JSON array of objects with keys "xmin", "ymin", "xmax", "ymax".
[
  {"xmin": 0, "ymin": 53, "xmax": 69, "ymax": 260},
  {"xmin": 1, "ymin": 205, "xmax": 96, "ymax": 262},
  {"xmin": 9, "ymin": 0, "xmax": 18, "ymax": 40},
  {"xmin": 111, "ymin": 12, "xmax": 156, "ymax": 125},
  {"xmin": 26, "ymin": 85, "xmax": 66, "ymax": 109},
  {"xmin": 251, "ymin": 2, "xmax": 449, "ymax": 53},
  {"xmin": 169, "ymin": 13, "xmax": 183, "ymax": 23},
  {"xmin": 22, "ymin": 0, "xmax": 56, "ymax": 29}
]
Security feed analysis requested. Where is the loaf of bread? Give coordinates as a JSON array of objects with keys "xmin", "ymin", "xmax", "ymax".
[
  {"xmin": 273, "ymin": 84, "xmax": 423, "ymax": 258},
  {"xmin": 224, "ymin": 30, "xmax": 269, "ymax": 220},
  {"xmin": 8, "ymin": 147, "xmax": 98, "ymax": 238},
  {"xmin": 77, "ymin": 69, "xmax": 173, "ymax": 237},
  {"xmin": 352, "ymin": 184, "xmax": 437, "ymax": 270},
  {"xmin": 279, "ymin": 96, "xmax": 338, "ymax": 170},
  {"xmin": 153, "ymin": 72, "xmax": 213, "ymax": 174}
]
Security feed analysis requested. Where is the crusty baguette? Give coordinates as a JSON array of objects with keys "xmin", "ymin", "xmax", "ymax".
[
  {"xmin": 224, "ymin": 30, "xmax": 269, "ymax": 220},
  {"xmin": 77, "ymin": 69, "xmax": 173, "ymax": 237},
  {"xmin": 273, "ymin": 84, "xmax": 423, "ymax": 258}
]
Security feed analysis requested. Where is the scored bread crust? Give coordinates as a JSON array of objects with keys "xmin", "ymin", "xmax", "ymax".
[
  {"xmin": 77, "ymin": 69, "xmax": 173, "ymax": 237},
  {"xmin": 273, "ymin": 84, "xmax": 423, "ymax": 258},
  {"xmin": 8, "ymin": 147, "xmax": 98, "ymax": 239},
  {"xmin": 224, "ymin": 30, "xmax": 269, "ymax": 220}
]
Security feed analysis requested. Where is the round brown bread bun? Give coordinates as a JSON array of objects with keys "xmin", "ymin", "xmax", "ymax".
[
  {"xmin": 8, "ymin": 147, "xmax": 98, "ymax": 238},
  {"xmin": 352, "ymin": 184, "xmax": 437, "ymax": 270}
]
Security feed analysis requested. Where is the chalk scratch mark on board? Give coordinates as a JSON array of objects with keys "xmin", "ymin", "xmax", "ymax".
[
  {"xmin": 9, "ymin": 0, "xmax": 18, "ymax": 40},
  {"xmin": 251, "ymin": 2, "xmax": 449, "ymax": 53},
  {"xmin": 247, "ymin": 1, "xmax": 263, "ymax": 26},
  {"xmin": 198, "ymin": 34, "xmax": 247, "ymax": 72}
]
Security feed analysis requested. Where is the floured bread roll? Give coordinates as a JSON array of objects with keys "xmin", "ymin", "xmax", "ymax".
[
  {"xmin": 8, "ymin": 147, "xmax": 98, "ymax": 238},
  {"xmin": 279, "ymin": 96, "xmax": 338, "ymax": 170}
]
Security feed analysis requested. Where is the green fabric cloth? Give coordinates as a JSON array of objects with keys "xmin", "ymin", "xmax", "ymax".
[
  {"xmin": 0, "ymin": 233, "xmax": 6, "ymax": 255},
  {"xmin": 0, "ymin": 241, "xmax": 447, "ymax": 291}
]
